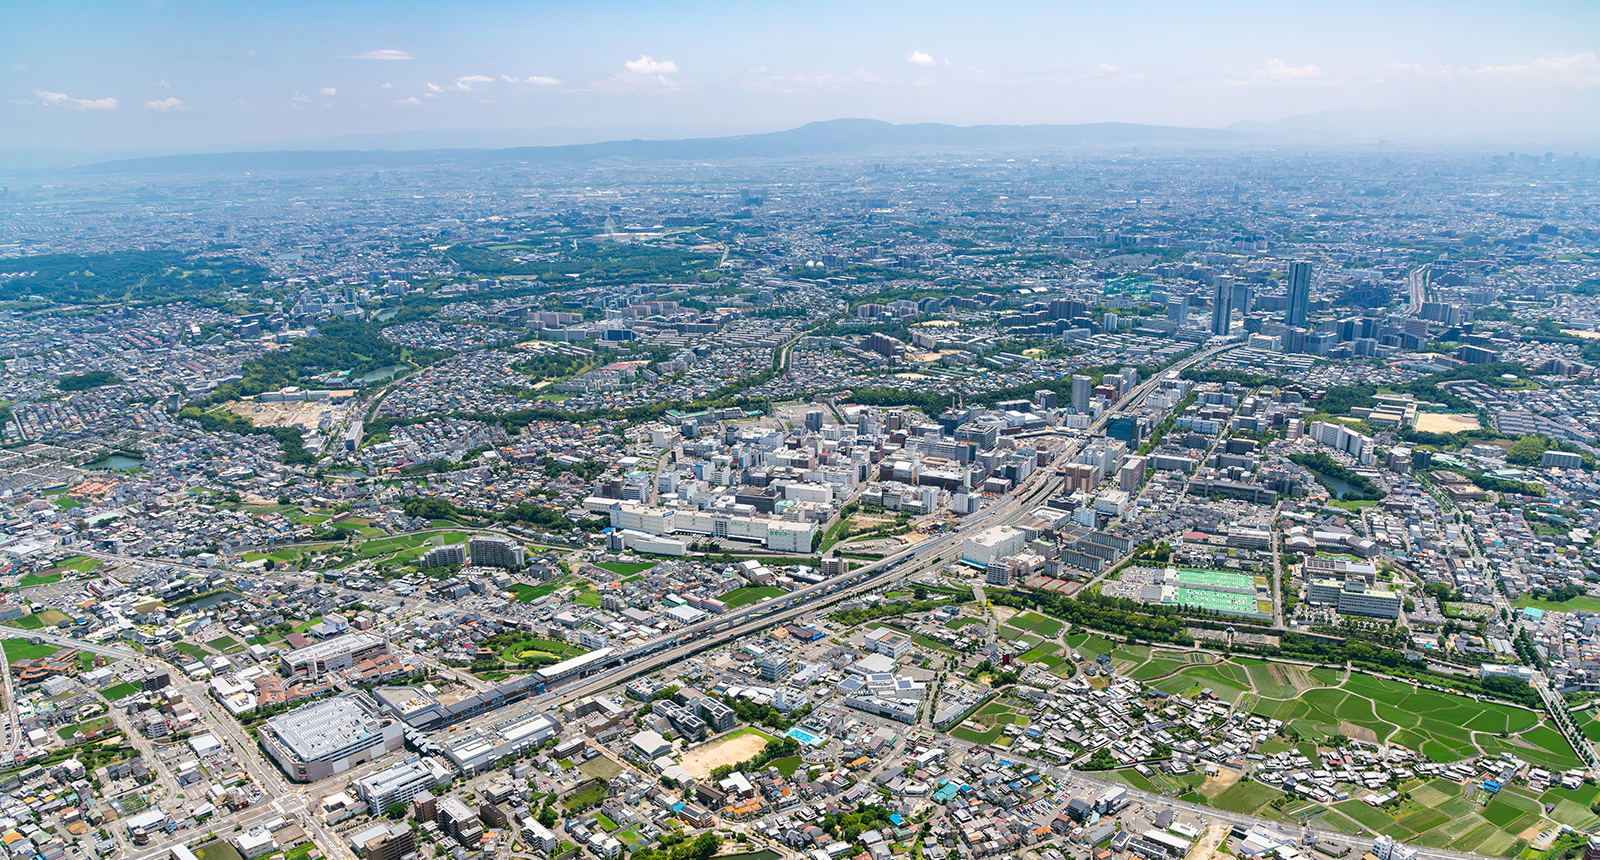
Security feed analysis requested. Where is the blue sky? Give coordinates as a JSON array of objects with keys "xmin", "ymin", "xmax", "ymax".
[{"xmin": 4, "ymin": 0, "xmax": 1599, "ymax": 154}]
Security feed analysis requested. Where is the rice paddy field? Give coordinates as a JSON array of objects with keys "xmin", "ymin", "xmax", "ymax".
[{"xmin": 1082, "ymin": 645, "xmax": 1584, "ymax": 856}]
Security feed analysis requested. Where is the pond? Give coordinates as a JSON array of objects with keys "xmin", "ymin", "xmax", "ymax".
[
  {"xmin": 1310, "ymin": 470, "xmax": 1355, "ymax": 499},
  {"xmin": 360, "ymin": 364, "xmax": 407, "ymax": 384},
  {"xmin": 170, "ymin": 590, "xmax": 240, "ymax": 612},
  {"xmin": 375, "ymin": 308, "xmax": 398, "ymax": 321},
  {"xmin": 84, "ymin": 454, "xmax": 144, "ymax": 471}
]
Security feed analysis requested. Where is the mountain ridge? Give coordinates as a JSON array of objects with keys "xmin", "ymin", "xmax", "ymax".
[{"xmin": 71, "ymin": 118, "xmax": 1243, "ymax": 174}]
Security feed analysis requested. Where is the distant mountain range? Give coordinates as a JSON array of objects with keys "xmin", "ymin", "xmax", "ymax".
[{"xmin": 72, "ymin": 118, "xmax": 1242, "ymax": 174}]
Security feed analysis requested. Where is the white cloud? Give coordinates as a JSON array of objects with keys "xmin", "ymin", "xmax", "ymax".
[
  {"xmin": 1392, "ymin": 52, "xmax": 1600, "ymax": 85},
  {"xmin": 524, "ymin": 75, "xmax": 561, "ymax": 85},
  {"xmin": 501, "ymin": 75, "xmax": 519, "ymax": 83},
  {"xmin": 454, "ymin": 75, "xmax": 494, "ymax": 90},
  {"xmin": 426, "ymin": 82, "xmax": 443, "ymax": 92},
  {"xmin": 320, "ymin": 87, "xmax": 337, "ymax": 95},
  {"xmin": 157, "ymin": 79, "xmax": 170, "ymax": 87},
  {"xmin": 341, "ymin": 49, "xmax": 415, "ymax": 60},
  {"xmin": 1097, "ymin": 62, "xmax": 1119, "ymax": 72},
  {"xmin": 396, "ymin": 96, "xmax": 422, "ymax": 105},
  {"xmin": 1262, "ymin": 58, "xmax": 1322, "ymax": 80},
  {"xmin": 907, "ymin": 50, "xmax": 935, "ymax": 66},
  {"xmin": 11, "ymin": 63, "xmax": 25, "ymax": 71},
  {"xmin": 381, "ymin": 82, "xmax": 393, "ymax": 88},
  {"xmin": 35, "ymin": 90, "xmax": 118, "ymax": 110},
  {"xmin": 625, "ymin": 55, "xmax": 677, "ymax": 74},
  {"xmin": 146, "ymin": 96, "xmax": 187, "ymax": 111}
]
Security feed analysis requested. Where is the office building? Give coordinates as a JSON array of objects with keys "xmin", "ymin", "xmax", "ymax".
[
  {"xmin": 1286, "ymin": 261, "xmax": 1312, "ymax": 328},
  {"xmin": 1166, "ymin": 297, "xmax": 1188, "ymax": 327},
  {"xmin": 1211, "ymin": 276, "xmax": 1233, "ymax": 336}
]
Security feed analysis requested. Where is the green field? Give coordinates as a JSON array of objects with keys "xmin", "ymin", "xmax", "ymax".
[
  {"xmin": 1211, "ymin": 781, "xmax": 1285, "ymax": 814},
  {"xmin": 17, "ymin": 573, "xmax": 62, "ymax": 587},
  {"xmin": 1, "ymin": 640, "xmax": 60, "ymax": 660},
  {"xmin": 53, "ymin": 556, "xmax": 101, "ymax": 573},
  {"xmin": 4, "ymin": 615, "xmax": 45, "ymax": 630},
  {"xmin": 508, "ymin": 575, "xmax": 570, "ymax": 603},
  {"xmin": 596, "ymin": 562, "xmax": 657, "ymax": 576},
  {"xmin": 101, "ymin": 682, "xmax": 139, "ymax": 700},
  {"xmin": 207, "ymin": 636, "xmax": 243, "ymax": 652},
  {"xmin": 1248, "ymin": 670, "xmax": 1559, "ymax": 766},
  {"xmin": 722, "ymin": 586, "xmax": 787, "ymax": 608},
  {"xmin": 1514, "ymin": 594, "xmax": 1600, "ymax": 614}
]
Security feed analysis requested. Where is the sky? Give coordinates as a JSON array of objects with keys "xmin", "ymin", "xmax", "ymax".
[{"xmin": 4, "ymin": 0, "xmax": 1600, "ymax": 158}]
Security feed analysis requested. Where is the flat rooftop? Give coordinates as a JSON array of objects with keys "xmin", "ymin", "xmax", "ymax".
[
  {"xmin": 284, "ymin": 632, "xmax": 385, "ymax": 662},
  {"xmin": 267, "ymin": 696, "xmax": 383, "ymax": 762}
]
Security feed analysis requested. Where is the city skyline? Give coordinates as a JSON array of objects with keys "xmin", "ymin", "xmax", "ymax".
[{"xmin": 4, "ymin": 0, "xmax": 1600, "ymax": 161}]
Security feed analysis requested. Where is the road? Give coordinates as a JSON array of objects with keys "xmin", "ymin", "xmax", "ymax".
[
  {"xmin": 499, "ymin": 343, "xmax": 1232, "ymax": 716},
  {"xmin": 1407, "ymin": 265, "xmax": 1430, "ymax": 316},
  {"xmin": 935, "ymin": 735, "xmax": 1500, "ymax": 860},
  {"xmin": 22, "ymin": 342, "xmax": 1230, "ymax": 860}
]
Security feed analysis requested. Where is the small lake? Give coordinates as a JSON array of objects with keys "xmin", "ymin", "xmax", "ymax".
[
  {"xmin": 1303, "ymin": 467, "xmax": 1355, "ymax": 499},
  {"xmin": 171, "ymin": 590, "xmax": 239, "ymax": 612},
  {"xmin": 85, "ymin": 454, "xmax": 144, "ymax": 471},
  {"xmin": 360, "ymin": 364, "xmax": 407, "ymax": 384},
  {"xmin": 375, "ymin": 308, "xmax": 398, "ymax": 321}
]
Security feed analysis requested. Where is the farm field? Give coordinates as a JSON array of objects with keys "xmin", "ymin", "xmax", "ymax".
[
  {"xmin": 722, "ymin": 586, "xmax": 787, "ymax": 608},
  {"xmin": 1082, "ymin": 646, "xmax": 1579, "ymax": 857},
  {"xmin": 949, "ymin": 697, "xmax": 1030, "ymax": 745},
  {"xmin": 596, "ymin": 561, "xmax": 657, "ymax": 576}
]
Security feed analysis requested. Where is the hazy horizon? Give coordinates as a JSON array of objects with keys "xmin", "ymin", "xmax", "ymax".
[{"xmin": 5, "ymin": 0, "xmax": 1600, "ymax": 161}]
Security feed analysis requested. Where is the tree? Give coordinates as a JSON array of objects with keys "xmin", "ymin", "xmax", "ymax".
[
  {"xmin": 385, "ymin": 802, "xmax": 408, "ymax": 820},
  {"xmin": 1084, "ymin": 748, "xmax": 1117, "ymax": 770}
]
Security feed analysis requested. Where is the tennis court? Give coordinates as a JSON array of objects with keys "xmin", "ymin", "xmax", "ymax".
[
  {"xmin": 1175, "ymin": 587, "xmax": 1259, "ymax": 615},
  {"xmin": 1178, "ymin": 569, "xmax": 1254, "ymax": 590}
]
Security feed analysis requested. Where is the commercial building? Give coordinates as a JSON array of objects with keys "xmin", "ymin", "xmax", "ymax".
[
  {"xmin": 260, "ymin": 694, "xmax": 404, "ymax": 782},
  {"xmin": 864, "ymin": 627, "xmax": 913, "ymax": 658},
  {"xmin": 437, "ymin": 710, "xmax": 563, "ymax": 775},
  {"xmin": 356, "ymin": 759, "xmax": 435, "ymax": 815},
  {"xmin": 281, "ymin": 632, "xmax": 388, "ymax": 680},
  {"xmin": 963, "ymin": 525, "xmax": 1025, "ymax": 568}
]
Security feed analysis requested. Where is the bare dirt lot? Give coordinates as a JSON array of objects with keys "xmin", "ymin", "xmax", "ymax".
[
  {"xmin": 225, "ymin": 398, "xmax": 353, "ymax": 432},
  {"xmin": 678, "ymin": 731, "xmax": 771, "ymax": 779},
  {"xmin": 1415, "ymin": 412, "xmax": 1481, "ymax": 433}
]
